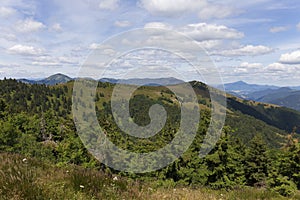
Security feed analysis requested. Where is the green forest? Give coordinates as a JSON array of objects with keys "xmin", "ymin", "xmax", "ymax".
[{"xmin": 0, "ymin": 78, "xmax": 300, "ymax": 199}]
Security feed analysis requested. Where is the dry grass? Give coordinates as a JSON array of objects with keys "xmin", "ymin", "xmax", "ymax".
[{"xmin": 0, "ymin": 153, "xmax": 299, "ymax": 200}]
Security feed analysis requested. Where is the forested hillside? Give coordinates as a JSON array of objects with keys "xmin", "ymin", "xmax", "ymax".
[{"xmin": 0, "ymin": 78, "xmax": 300, "ymax": 199}]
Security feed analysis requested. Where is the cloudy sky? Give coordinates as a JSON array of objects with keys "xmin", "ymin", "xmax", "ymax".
[{"xmin": 1, "ymin": 0, "xmax": 300, "ymax": 86}]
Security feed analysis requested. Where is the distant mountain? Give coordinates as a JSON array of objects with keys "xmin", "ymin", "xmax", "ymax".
[
  {"xmin": 18, "ymin": 74, "xmax": 184, "ymax": 86},
  {"xmin": 18, "ymin": 78, "xmax": 37, "ymax": 84},
  {"xmin": 223, "ymin": 81, "xmax": 279, "ymax": 98},
  {"xmin": 38, "ymin": 73, "xmax": 73, "ymax": 85},
  {"xmin": 249, "ymin": 87, "xmax": 293, "ymax": 102},
  {"xmin": 291, "ymin": 86, "xmax": 300, "ymax": 90},
  {"xmin": 223, "ymin": 81, "xmax": 300, "ymax": 111},
  {"xmin": 19, "ymin": 73, "xmax": 73, "ymax": 85},
  {"xmin": 269, "ymin": 91, "xmax": 300, "ymax": 111},
  {"xmin": 99, "ymin": 77, "xmax": 184, "ymax": 86},
  {"xmin": 248, "ymin": 88, "xmax": 300, "ymax": 111}
]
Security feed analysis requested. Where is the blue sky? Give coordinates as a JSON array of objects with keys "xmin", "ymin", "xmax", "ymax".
[{"xmin": 0, "ymin": 0, "xmax": 300, "ymax": 86}]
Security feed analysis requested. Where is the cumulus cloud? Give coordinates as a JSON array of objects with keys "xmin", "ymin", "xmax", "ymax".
[
  {"xmin": 16, "ymin": 19, "xmax": 45, "ymax": 33},
  {"xmin": 0, "ymin": 33, "xmax": 16, "ymax": 41},
  {"xmin": 181, "ymin": 23, "xmax": 244, "ymax": 41},
  {"xmin": 114, "ymin": 20, "xmax": 131, "ymax": 27},
  {"xmin": 267, "ymin": 62, "xmax": 286, "ymax": 71},
  {"xmin": 99, "ymin": 0, "xmax": 119, "ymax": 10},
  {"xmin": 214, "ymin": 45, "xmax": 274, "ymax": 57},
  {"xmin": 143, "ymin": 22, "xmax": 243, "ymax": 42},
  {"xmin": 32, "ymin": 56, "xmax": 76, "ymax": 66},
  {"xmin": 234, "ymin": 67, "xmax": 248, "ymax": 74},
  {"xmin": 138, "ymin": 0, "xmax": 235, "ymax": 19},
  {"xmin": 50, "ymin": 23, "xmax": 62, "ymax": 32},
  {"xmin": 197, "ymin": 4, "xmax": 235, "ymax": 19},
  {"xmin": 196, "ymin": 40, "xmax": 223, "ymax": 50},
  {"xmin": 89, "ymin": 43, "xmax": 100, "ymax": 50},
  {"xmin": 269, "ymin": 26, "xmax": 289, "ymax": 33},
  {"xmin": 233, "ymin": 62, "xmax": 263, "ymax": 75},
  {"xmin": 279, "ymin": 50, "xmax": 300, "ymax": 64},
  {"xmin": 144, "ymin": 22, "xmax": 172, "ymax": 29},
  {"xmin": 138, "ymin": 0, "xmax": 204, "ymax": 16},
  {"xmin": 8, "ymin": 44, "xmax": 44, "ymax": 56},
  {"xmin": 240, "ymin": 62, "xmax": 263, "ymax": 68},
  {"xmin": 0, "ymin": 6, "xmax": 16, "ymax": 18}
]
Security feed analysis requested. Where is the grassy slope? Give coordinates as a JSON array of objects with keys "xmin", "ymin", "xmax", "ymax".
[
  {"xmin": 61, "ymin": 80, "xmax": 292, "ymax": 147},
  {"xmin": 1, "ymin": 153, "xmax": 299, "ymax": 200}
]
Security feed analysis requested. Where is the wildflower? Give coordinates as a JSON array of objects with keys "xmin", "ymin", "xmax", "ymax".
[{"xmin": 113, "ymin": 176, "xmax": 118, "ymax": 181}]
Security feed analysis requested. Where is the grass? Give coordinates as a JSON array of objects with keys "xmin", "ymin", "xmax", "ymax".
[{"xmin": 0, "ymin": 153, "xmax": 299, "ymax": 200}]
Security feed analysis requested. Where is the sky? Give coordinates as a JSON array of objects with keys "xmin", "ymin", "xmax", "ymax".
[{"xmin": 0, "ymin": 0, "xmax": 300, "ymax": 86}]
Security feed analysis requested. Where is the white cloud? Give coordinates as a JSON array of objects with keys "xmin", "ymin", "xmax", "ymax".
[
  {"xmin": 234, "ymin": 67, "xmax": 248, "ymax": 74},
  {"xmin": 144, "ymin": 22, "xmax": 172, "ymax": 29},
  {"xmin": 50, "ymin": 23, "xmax": 62, "ymax": 32},
  {"xmin": 197, "ymin": 4, "xmax": 235, "ymax": 19},
  {"xmin": 8, "ymin": 44, "xmax": 44, "ymax": 56},
  {"xmin": 196, "ymin": 40, "xmax": 223, "ymax": 50},
  {"xmin": 214, "ymin": 45, "xmax": 274, "ymax": 57},
  {"xmin": 16, "ymin": 19, "xmax": 45, "ymax": 33},
  {"xmin": 30, "ymin": 55, "xmax": 79, "ymax": 67},
  {"xmin": 88, "ymin": 43, "xmax": 116, "ymax": 56},
  {"xmin": 267, "ymin": 63, "xmax": 286, "ymax": 71},
  {"xmin": 138, "ymin": 0, "xmax": 204, "ymax": 16},
  {"xmin": 138, "ymin": 0, "xmax": 235, "ymax": 19},
  {"xmin": 0, "ymin": 6, "xmax": 16, "ymax": 18},
  {"xmin": 240, "ymin": 62, "xmax": 263, "ymax": 68},
  {"xmin": 181, "ymin": 23, "xmax": 244, "ymax": 41},
  {"xmin": 98, "ymin": 0, "xmax": 119, "ymax": 10},
  {"xmin": 269, "ymin": 26, "xmax": 289, "ymax": 33},
  {"xmin": 0, "ymin": 33, "xmax": 16, "ymax": 41},
  {"xmin": 143, "ymin": 22, "xmax": 244, "ymax": 47},
  {"xmin": 279, "ymin": 50, "xmax": 300, "ymax": 64},
  {"xmin": 31, "ymin": 61, "xmax": 60, "ymax": 66},
  {"xmin": 114, "ymin": 20, "xmax": 131, "ymax": 27},
  {"xmin": 89, "ymin": 43, "xmax": 100, "ymax": 50},
  {"xmin": 232, "ymin": 62, "xmax": 263, "ymax": 75}
]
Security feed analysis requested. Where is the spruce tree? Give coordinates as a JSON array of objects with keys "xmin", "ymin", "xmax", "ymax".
[{"xmin": 245, "ymin": 134, "xmax": 269, "ymax": 187}]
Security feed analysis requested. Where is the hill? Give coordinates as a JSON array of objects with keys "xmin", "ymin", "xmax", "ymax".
[
  {"xmin": 18, "ymin": 73, "xmax": 73, "ymax": 85},
  {"xmin": 223, "ymin": 81, "xmax": 278, "ymax": 98},
  {"xmin": 99, "ymin": 77, "xmax": 184, "ymax": 86},
  {"xmin": 1, "ymin": 78, "xmax": 300, "ymax": 198},
  {"xmin": 224, "ymin": 81, "xmax": 300, "ymax": 112},
  {"xmin": 246, "ymin": 88, "xmax": 300, "ymax": 111}
]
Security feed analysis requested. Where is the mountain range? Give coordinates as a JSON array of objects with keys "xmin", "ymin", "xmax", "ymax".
[
  {"xmin": 16, "ymin": 74, "xmax": 300, "ymax": 112},
  {"xmin": 18, "ymin": 73, "xmax": 184, "ymax": 86},
  {"xmin": 224, "ymin": 81, "xmax": 300, "ymax": 111},
  {"xmin": 18, "ymin": 73, "xmax": 73, "ymax": 85}
]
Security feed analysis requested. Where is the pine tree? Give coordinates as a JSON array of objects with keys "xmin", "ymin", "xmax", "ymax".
[{"xmin": 245, "ymin": 134, "xmax": 269, "ymax": 187}]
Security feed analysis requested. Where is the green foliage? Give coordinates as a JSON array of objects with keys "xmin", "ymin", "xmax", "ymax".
[
  {"xmin": 0, "ymin": 79, "xmax": 300, "ymax": 198},
  {"xmin": 204, "ymin": 129, "xmax": 246, "ymax": 189},
  {"xmin": 245, "ymin": 134, "xmax": 269, "ymax": 187}
]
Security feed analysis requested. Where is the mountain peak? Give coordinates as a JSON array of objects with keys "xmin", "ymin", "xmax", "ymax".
[{"xmin": 235, "ymin": 80, "xmax": 247, "ymax": 84}]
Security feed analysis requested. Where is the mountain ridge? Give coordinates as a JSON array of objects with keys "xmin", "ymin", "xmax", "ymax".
[
  {"xmin": 224, "ymin": 81, "xmax": 300, "ymax": 111},
  {"xmin": 17, "ymin": 73, "xmax": 185, "ymax": 86}
]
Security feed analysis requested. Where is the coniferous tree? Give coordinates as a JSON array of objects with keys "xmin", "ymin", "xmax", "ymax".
[{"xmin": 245, "ymin": 134, "xmax": 269, "ymax": 187}]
